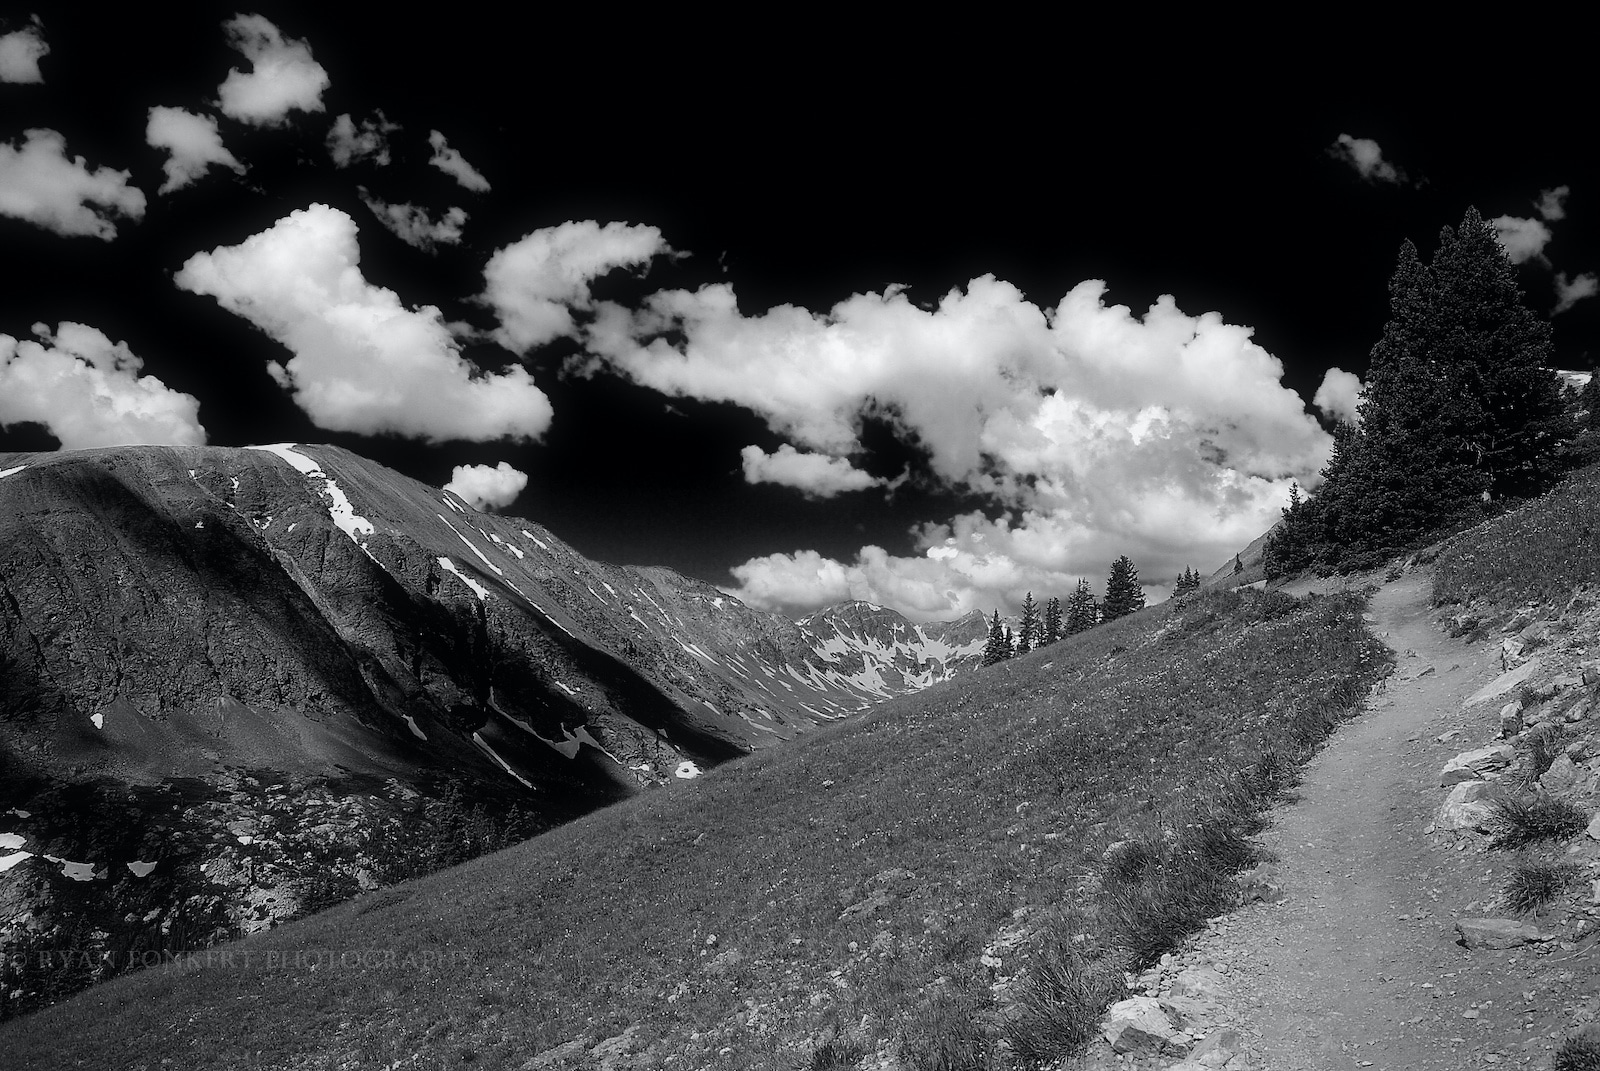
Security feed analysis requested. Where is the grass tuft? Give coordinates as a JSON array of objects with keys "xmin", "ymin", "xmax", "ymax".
[
  {"xmin": 1501, "ymin": 855, "xmax": 1584, "ymax": 915},
  {"xmin": 1003, "ymin": 940, "xmax": 1125, "ymax": 1062},
  {"xmin": 1487, "ymin": 794, "xmax": 1591, "ymax": 849},
  {"xmin": 1555, "ymin": 1033, "xmax": 1600, "ymax": 1071}
]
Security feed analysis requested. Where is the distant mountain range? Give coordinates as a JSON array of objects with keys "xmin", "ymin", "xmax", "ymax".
[{"xmin": 0, "ymin": 443, "xmax": 985, "ymax": 994}]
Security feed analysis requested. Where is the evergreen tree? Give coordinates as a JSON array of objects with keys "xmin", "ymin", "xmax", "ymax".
[
  {"xmin": 1064, "ymin": 578, "xmax": 1098, "ymax": 635},
  {"xmin": 980, "ymin": 610, "xmax": 1009, "ymax": 666},
  {"xmin": 1232, "ymin": 554, "xmax": 1243, "ymax": 576},
  {"xmin": 1016, "ymin": 593, "xmax": 1038, "ymax": 655},
  {"xmin": 1002, "ymin": 625, "xmax": 1015, "ymax": 658},
  {"xmin": 1102, "ymin": 556, "xmax": 1145, "ymax": 621},
  {"xmin": 1581, "ymin": 371, "xmax": 1600, "ymax": 432},
  {"xmin": 1171, "ymin": 566, "xmax": 1200, "ymax": 599},
  {"xmin": 1041, "ymin": 596, "xmax": 1063, "ymax": 645}
]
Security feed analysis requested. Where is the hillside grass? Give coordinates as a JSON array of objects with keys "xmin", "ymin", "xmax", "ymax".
[
  {"xmin": 0, "ymin": 587, "xmax": 1388, "ymax": 1070},
  {"xmin": 1433, "ymin": 462, "xmax": 1600, "ymax": 609}
]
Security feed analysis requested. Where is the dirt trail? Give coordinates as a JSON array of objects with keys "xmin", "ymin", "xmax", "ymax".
[{"xmin": 1181, "ymin": 570, "xmax": 1579, "ymax": 1069}]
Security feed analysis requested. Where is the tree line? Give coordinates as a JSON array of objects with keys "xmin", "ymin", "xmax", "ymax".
[
  {"xmin": 981, "ymin": 555, "xmax": 1203, "ymax": 665},
  {"xmin": 1264, "ymin": 207, "xmax": 1578, "ymax": 577}
]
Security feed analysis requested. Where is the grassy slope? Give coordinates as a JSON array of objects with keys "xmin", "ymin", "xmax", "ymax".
[
  {"xmin": 1, "ymin": 588, "xmax": 1387, "ymax": 1070},
  {"xmin": 1433, "ymin": 461, "xmax": 1600, "ymax": 610}
]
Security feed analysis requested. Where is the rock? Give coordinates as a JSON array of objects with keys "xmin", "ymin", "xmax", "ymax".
[
  {"xmin": 1436, "ymin": 780, "xmax": 1498, "ymax": 832},
  {"xmin": 589, "ymin": 1027, "xmax": 642, "ymax": 1071},
  {"xmin": 1583, "ymin": 661, "xmax": 1600, "ymax": 687},
  {"xmin": 1520, "ymin": 620, "xmax": 1553, "ymax": 648},
  {"xmin": 1464, "ymin": 658, "xmax": 1542, "ymax": 707},
  {"xmin": 1541, "ymin": 754, "xmax": 1584, "ymax": 796},
  {"xmin": 1237, "ymin": 863, "xmax": 1286, "ymax": 903},
  {"xmin": 1499, "ymin": 701, "xmax": 1524, "ymax": 738},
  {"xmin": 1168, "ymin": 965, "xmax": 1230, "ymax": 1004},
  {"xmin": 1440, "ymin": 745, "xmax": 1516, "ymax": 785},
  {"xmin": 1189, "ymin": 1027, "xmax": 1244, "ymax": 1067},
  {"xmin": 1565, "ymin": 697, "xmax": 1593, "ymax": 723},
  {"xmin": 1449, "ymin": 614, "xmax": 1480, "ymax": 638},
  {"xmin": 1100, "ymin": 996, "xmax": 1190, "ymax": 1057},
  {"xmin": 1554, "ymin": 675, "xmax": 1584, "ymax": 695},
  {"xmin": 1455, "ymin": 918, "xmax": 1545, "ymax": 949},
  {"xmin": 1587, "ymin": 813, "xmax": 1600, "ymax": 841},
  {"xmin": 521, "ymin": 1039, "xmax": 590, "ymax": 1069},
  {"xmin": 702, "ymin": 950, "xmax": 743, "ymax": 976},
  {"xmin": 1502, "ymin": 638, "xmax": 1526, "ymax": 663}
]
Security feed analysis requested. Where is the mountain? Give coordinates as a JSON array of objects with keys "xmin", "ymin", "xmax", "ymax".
[{"xmin": 0, "ymin": 443, "xmax": 983, "ymax": 1013}]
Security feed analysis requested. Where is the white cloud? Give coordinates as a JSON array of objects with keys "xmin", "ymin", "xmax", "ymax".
[
  {"xmin": 216, "ymin": 14, "xmax": 329, "ymax": 126},
  {"xmin": 1328, "ymin": 134, "xmax": 1406, "ymax": 184},
  {"xmin": 0, "ymin": 321, "xmax": 205, "ymax": 448},
  {"xmin": 483, "ymin": 221, "xmax": 669, "ymax": 351},
  {"xmin": 443, "ymin": 462, "xmax": 528, "ymax": 510},
  {"xmin": 174, "ymin": 204, "xmax": 551, "ymax": 442},
  {"xmin": 1492, "ymin": 214, "xmax": 1553, "ymax": 264},
  {"xmin": 1537, "ymin": 185, "xmax": 1570, "ymax": 221},
  {"xmin": 740, "ymin": 444, "xmax": 883, "ymax": 497},
  {"xmin": 1312, "ymin": 366, "xmax": 1363, "ymax": 424},
  {"xmin": 327, "ymin": 111, "xmax": 397, "ymax": 168},
  {"xmin": 427, "ymin": 130, "xmax": 489, "ymax": 192},
  {"xmin": 359, "ymin": 189, "xmax": 466, "ymax": 251},
  {"xmin": 1554, "ymin": 271, "xmax": 1599, "ymax": 315},
  {"xmin": 145, "ymin": 106, "xmax": 244, "ymax": 194},
  {"xmin": 0, "ymin": 17, "xmax": 47, "ymax": 83},
  {"xmin": 586, "ymin": 274, "xmax": 1330, "ymax": 619},
  {"xmin": 0, "ymin": 129, "xmax": 146, "ymax": 239}
]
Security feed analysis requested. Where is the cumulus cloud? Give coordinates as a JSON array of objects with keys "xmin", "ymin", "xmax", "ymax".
[
  {"xmin": 0, "ymin": 321, "xmax": 205, "ymax": 448},
  {"xmin": 427, "ymin": 130, "xmax": 489, "ymax": 192},
  {"xmin": 585, "ymin": 274, "xmax": 1330, "ymax": 618},
  {"xmin": 740, "ymin": 444, "xmax": 883, "ymax": 497},
  {"xmin": 1312, "ymin": 366, "xmax": 1363, "ymax": 423},
  {"xmin": 359, "ymin": 189, "xmax": 466, "ymax": 251},
  {"xmin": 1493, "ymin": 213, "xmax": 1553, "ymax": 265},
  {"xmin": 216, "ymin": 14, "xmax": 328, "ymax": 126},
  {"xmin": 0, "ymin": 129, "xmax": 146, "ymax": 239},
  {"xmin": 1328, "ymin": 134, "xmax": 1407, "ymax": 184},
  {"xmin": 0, "ymin": 16, "xmax": 47, "ymax": 83},
  {"xmin": 1537, "ymin": 185, "xmax": 1570, "ymax": 221},
  {"xmin": 145, "ymin": 106, "xmax": 244, "ymax": 194},
  {"xmin": 443, "ymin": 461, "xmax": 528, "ymax": 510},
  {"xmin": 327, "ymin": 111, "xmax": 398, "ymax": 167},
  {"xmin": 174, "ymin": 203, "xmax": 551, "ymax": 442},
  {"xmin": 483, "ymin": 221, "xmax": 669, "ymax": 351},
  {"xmin": 1554, "ymin": 271, "xmax": 1599, "ymax": 316}
]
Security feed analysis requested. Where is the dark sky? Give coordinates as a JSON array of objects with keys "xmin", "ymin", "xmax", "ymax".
[{"xmin": 3, "ymin": 10, "xmax": 1596, "ymax": 619}]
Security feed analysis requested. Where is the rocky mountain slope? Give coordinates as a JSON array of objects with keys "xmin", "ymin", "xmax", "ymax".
[{"xmin": 0, "ymin": 443, "xmax": 983, "ymax": 1014}]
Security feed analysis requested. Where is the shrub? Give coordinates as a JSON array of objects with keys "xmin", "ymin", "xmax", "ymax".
[
  {"xmin": 1486, "ymin": 794, "xmax": 1590, "ymax": 849},
  {"xmin": 809, "ymin": 1035, "xmax": 866, "ymax": 1071},
  {"xmin": 1501, "ymin": 856, "xmax": 1583, "ymax": 914}
]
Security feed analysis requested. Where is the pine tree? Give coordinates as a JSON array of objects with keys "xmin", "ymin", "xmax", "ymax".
[
  {"xmin": 1581, "ymin": 371, "xmax": 1600, "ymax": 432},
  {"xmin": 1002, "ymin": 625, "xmax": 1015, "ymax": 658},
  {"xmin": 1016, "ymin": 593, "xmax": 1038, "ymax": 655},
  {"xmin": 1172, "ymin": 566, "xmax": 1200, "ymax": 599},
  {"xmin": 1041, "ymin": 596, "xmax": 1063, "ymax": 645},
  {"xmin": 1102, "ymin": 556, "xmax": 1145, "ymax": 621},
  {"xmin": 1232, "ymin": 554, "xmax": 1243, "ymax": 576},
  {"xmin": 980, "ymin": 610, "xmax": 1009, "ymax": 666},
  {"xmin": 1064, "ymin": 578, "xmax": 1098, "ymax": 635}
]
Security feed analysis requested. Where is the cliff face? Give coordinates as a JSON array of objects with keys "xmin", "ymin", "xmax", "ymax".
[{"xmin": 0, "ymin": 444, "xmax": 983, "ymax": 1012}]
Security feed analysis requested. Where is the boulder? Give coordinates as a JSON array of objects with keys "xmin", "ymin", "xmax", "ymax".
[
  {"xmin": 1455, "ymin": 918, "xmax": 1544, "ymax": 949},
  {"xmin": 1435, "ymin": 780, "xmax": 1498, "ymax": 832},
  {"xmin": 1587, "ymin": 813, "xmax": 1600, "ymax": 841},
  {"xmin": 521, "ymin": 1039, "xmax": 590, "ymax": 1069},
  {"xmin": 1100, "ymin": 996, "xmax": 1190, "ymax": 1057},
  {"xmin": 1541, "ymin": 754, "xmax": 1585, "ymax": 796},
  {"xmin": 1190, "ymin": 1027, "xmax": 1245, "ymax": 1068},
  {"xmin": 1499, "ymin": 702, "xmax": 1524, "ymax": 738},
  {"xmin": 1464, "ymin": 658, "xmax": 1542, "ymax": 708},
  {"xmin": 1168, "ymin": 965, "xmax": 1230, "ymax": 1004},
  {"xmin": 1449, "ymin": 613, "xmax": 1480, "ymax": 638},
  {"xmin": 1440, "ymin": 745, "xmax": 1516, "ymax": 785},
  {"xmin": 1237, "ymin": 863, "xmax": 1286, "ymax": 903}
]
